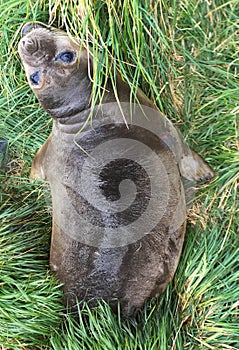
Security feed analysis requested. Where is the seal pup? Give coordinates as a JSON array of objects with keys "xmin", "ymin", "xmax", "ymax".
[{"xmin": 18, "ymin": 22, "xmax": 213, "ymax": 316}]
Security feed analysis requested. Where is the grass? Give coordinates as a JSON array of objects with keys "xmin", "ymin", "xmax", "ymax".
[{"xmin": 0, "ymin": 0, "xmax": 238, "ymax": 349}]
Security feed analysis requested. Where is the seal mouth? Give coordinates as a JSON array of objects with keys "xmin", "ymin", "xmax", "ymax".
[{"xmin": 21, "ymin": 22, "xmax": 48, "ymax": 37}]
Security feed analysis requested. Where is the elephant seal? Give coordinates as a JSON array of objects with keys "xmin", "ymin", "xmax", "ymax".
[{"xmin": 18, "ymin": 22, "xmax": 213, "ymax": 316}]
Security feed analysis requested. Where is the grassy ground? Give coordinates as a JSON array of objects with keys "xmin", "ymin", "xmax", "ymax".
[{"xmin": 0, "ymin": 0, "xmax": 238, "ymax": 349}]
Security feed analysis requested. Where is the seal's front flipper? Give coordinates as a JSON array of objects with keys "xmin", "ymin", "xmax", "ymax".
[
  {"xmin": 30, "ymin": 136, "xmax": 51, "ymax": 180},
  {"xmin": 179, "ymin": 149, "xmax": 214, "ymax": 183}
]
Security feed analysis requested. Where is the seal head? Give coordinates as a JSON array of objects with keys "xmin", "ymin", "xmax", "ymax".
[{"xmin": 18, "ymin": 22, "xmax": 92, "ymax": 118}]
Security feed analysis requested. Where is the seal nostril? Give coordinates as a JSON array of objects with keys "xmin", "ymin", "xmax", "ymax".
[
  {"xmin": 30, "ymin": 71, "xmax": 40, "ymax": 85},
  {"xmin": 22, "ymin": 38, "xmax": 34, "ymax": 48}
]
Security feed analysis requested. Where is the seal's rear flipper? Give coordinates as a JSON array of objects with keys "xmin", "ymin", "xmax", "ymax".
[{"xmin": 179, "ymin": 150, "xmax": 214, "ymax": 183}]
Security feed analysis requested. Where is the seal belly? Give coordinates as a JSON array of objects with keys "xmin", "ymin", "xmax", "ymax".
[
  {"xmin": 50, "ymin": 215, "xmax": 185, "ymax": 315},
  {"xmin": 47, "ymin": 123, "xmax": 186, "ymax": 315}
]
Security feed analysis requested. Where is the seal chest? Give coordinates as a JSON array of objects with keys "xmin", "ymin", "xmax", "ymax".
[{"xmin": 18, "ymin": 22, "xmax": 214, "ymax": 316}]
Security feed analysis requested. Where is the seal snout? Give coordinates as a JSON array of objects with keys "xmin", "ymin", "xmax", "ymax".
[{"xmin": 21, "ymin": 37, "xmax": 37, "ymax": 52}]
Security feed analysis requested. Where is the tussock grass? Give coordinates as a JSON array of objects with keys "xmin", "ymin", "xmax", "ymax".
[{"xmin": 0, "ymin": 0, "xmax": 238, "ymax": 349}]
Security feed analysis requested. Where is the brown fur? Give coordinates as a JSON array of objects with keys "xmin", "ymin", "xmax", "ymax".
[{"xmin": 18, "ymin": 22, "xmax": 213, "ymax": 316}]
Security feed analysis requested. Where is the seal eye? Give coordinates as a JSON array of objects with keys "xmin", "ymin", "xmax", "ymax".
[
  {"xmin": 30, "ymin": 71, "xmax": 40, "ymax": 85},
  {"xmin": 55, "ymin": 51, "xmax": 76, "ymax": 63}
]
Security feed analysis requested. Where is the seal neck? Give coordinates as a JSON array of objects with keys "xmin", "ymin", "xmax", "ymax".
[
  {"xmin": 41, "ymin": 75, "xmax": 92, "ymax": 119},
  {"xmin": 53, "ymin": 107, "xmax": 93, "ymax": 136}
]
